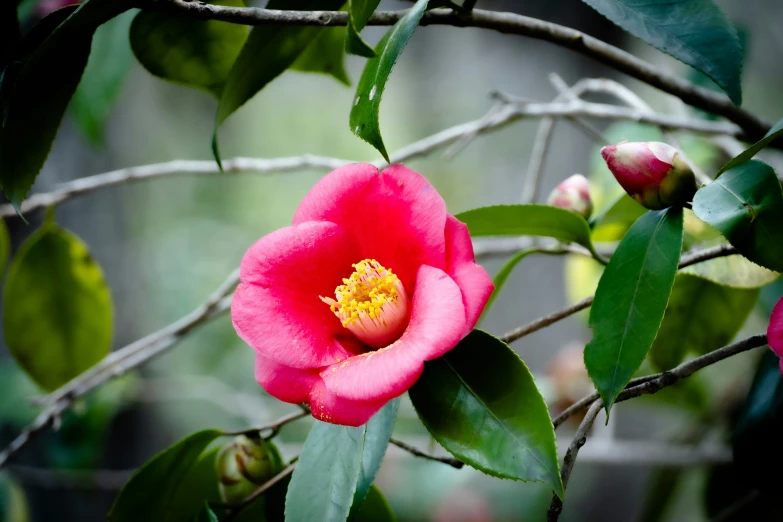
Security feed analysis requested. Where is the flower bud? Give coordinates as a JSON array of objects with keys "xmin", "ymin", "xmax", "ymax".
[
  {"xmin": 546, "ymin": 174, "xmax": 593, "ymax": 219},
  {"xmin": 600, "ymin": 141, "xmax": 697, "ymax": 210},
  {"xmin": 216, "ymin": 435, "xmax": 283, "ymax": 505}
]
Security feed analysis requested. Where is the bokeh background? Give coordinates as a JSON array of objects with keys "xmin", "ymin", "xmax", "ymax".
[{"xmin": 2, "ymin": 0, "xmax": 783, "ymax": 520}]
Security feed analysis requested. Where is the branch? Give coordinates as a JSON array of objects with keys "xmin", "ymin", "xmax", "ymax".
[
  {"xmin": 552, "ymin": 333, "xmax": 768, "ymax": 428},
  {"xmin": 0, "ymin": 270, "xmax": 239, "ymax": 469},
  {"xmin": 500, "ymin": 244, "xmax": 738, "ymax": 344},
  {"xmin": 389, "ymin": 437, "xmax": 464, "ymax": 469},
  {"xmin": 148, "ymin": 2, "xmax": 772, "ymax": 141},
  {"xmin": 9, "ymin": 465, "xmax": 133, "ymax": 491},
  {"xmin": 547, "ymin": 400, "xmax": 603, "ymax": 522}
]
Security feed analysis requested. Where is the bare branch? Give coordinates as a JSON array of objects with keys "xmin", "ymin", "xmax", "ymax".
[
  {"xmin": 145, "ymin": 2, "xmax": 772, "ymax": 141},
  {"xmin": 501, "ymin": 244, "xmax": 738, "ymax": 344},
  {"xmin": 389, "ymin": 437, "xmax": 464, "ymax": 469},
  {"xmin": 9, "ymin": 465, "xmax": 133, "ymax": 491}
]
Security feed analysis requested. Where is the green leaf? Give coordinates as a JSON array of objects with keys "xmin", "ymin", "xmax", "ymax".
[
  {"xmin": 648, "ymin": 274, "xmax": 758, "ymax": 371},
  {"xmin": 580, "ymin": 0, "xmax": 743, "ymax": 104},
  {"xmin": 214, "ymin": 0, "xmax": 345, "ymax": 164},
  {"xmin": 681, "ymin": 252, "xmax": 779, "ymax": 288},
  {"xmin": 350, "ymin": 485, "xmax": 395, "ymax": 522},
  {"xmin": 194, "ymin": 504, "xmax": 219, "ymax": 522},
  {"xmin": 285, "ymin": 421, "xmax": 365, "ymax": 522},
  {"xmin": 69, "ymin": 10, "xmax": 134, "ymax": 145},
  {"xmin": 0, "ymin": 0, "xmax": 132, "ymax": 207},
  {"xmin": 590, "ymin": 193, "xmax": 646, "ymax": 231},
  {"xmin": 409, "ymin": 330, "xmax": 563, "ymax": 498},
  {"xmin": 481, "ymin": 249, "xmax": 537, "ymax": 320},
  {"xmin": 456, "ymin": 204, "xmax": 603, "ymax": 260},
  {"xmin": 108, "ymin": 429, "xmax": 223, "ymax": 522},
  {"xmin": 168, "ymin": 448, "xmax": 221, "ymax": 521},
  {"xmin": 717, "ymin": 116, "xmax": 783, "ymax": 176},
  {"xmin": 354, "ymin": 399, "xmax": 398, "ymax": 507},
  {"xmin": 3, "ymin": 224, "xmax": 113, "ymax": 391},
  {"xmin": 129, "ymin": 0, "xmax": 248, "ymax": 98},
  {"xmin": 349, "ymin": 0, "xmax": 428, "ymax": 161},
  {"xmin": 0, "ymin": 220, "xmax": 8, "ymax": 274},
  {"xmin": 291, "ymin": 27, "xmax": 351, "ymax": 86},
  {"xmin": 345, "ymin": 0, "xmax": 381, "ymax": 57},
  {"xmin": 692, "ymin": 160, "xmax": 783, "ymax": 272},
  {"xmin": 584, "ymin": 207, "xmax": 684, "ymax": 414}
]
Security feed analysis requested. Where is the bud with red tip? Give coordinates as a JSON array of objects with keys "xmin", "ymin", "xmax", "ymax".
[
  {"xmin": 769, "ymin": 297, "xmax": 783, "ymax": 374},
  {"xmin": 600, "ymin": 142, "xmax": 697, "ymax": 210},
  {"xmin": 546, "ymin": 174, "xmax": 593, "ymax": 219},
  {"xmin": 215, "ymin": 435, "xmax": 283, "ymax": 505}
]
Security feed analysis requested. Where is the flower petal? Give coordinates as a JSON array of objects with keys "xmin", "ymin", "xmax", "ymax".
[
  {"xmin": 255, "ymin": 354, "xmax": 319, "ymax": 404},
  {"xmin": 293, "ymin": 163, "xmax": 448, "ymax": 290},
  {"xmin": 232, "ymin": 221, "xmax": 362, "ymax": 368},
  {"xmin": 444, "ymin": 216, "xmax": 494, "ymax": 332},
  {"xmin": 769, "ymin": 297, "xmax": 783, "ymax": 358},
  {"xmin": 321, "ymin": 265, "xmax": 466, "ymax": 402},
  {"xmin": 309, "ymin": 380, "xmax": 388, "ymax": 427}
]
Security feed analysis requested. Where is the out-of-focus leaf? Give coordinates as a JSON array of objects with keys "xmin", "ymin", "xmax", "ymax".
[
  {"xmin": 349, "ymin": 0, "xmax": 428, "ymax": 161},
  {"xmin": 590, "ymin": 193, "xmax": 646, "ymax": 231},
  {"xmin": 717, "ymin": 116, "xmax": 783, "ymax": 176},
  {"xmin": 693, "ymin": 160, "xmax": 783, "ymax": 272},
  {"xmin": 291, "ymin": 27, "xmax": 350, "ymax": 86},
  {"xmin": 214, "ymin": 0, "xmax": 345, "ymax": 165},
  {"xmin": 580, "ymin": 0, "xmax": 742, "ymax": 104},
  {"xmin": 649, "ymin": 274, "xmax": 758, "ymax": 371},
  {"xmin": 584, "ymin": 208, "xmax": 683, "ymax": 415},
  {"xmin": 129, "ymin": 0, "xmax": 248, "ymax": 98},
  {"xmin": 345, "ymin": 0, "xmax": 381, "ymax": 57},
  {"xmin": 285, "ymin": 421, "xmax": 365, "ymax": 522},
  {"xmin": 108, "ymin": 429, "xmax": 223, "ymax": 522},
  {"xmin": 0, "ymin": 0, "xmax": 132, "ymax": 208},
  {"xmin": 481, "ymin": 249, "xmax": 537, "ymax": 320},
  {"xmin": 3, "ymin": 224, "xmax": 113, "ymax": 391},
  {"xmin": 681, "ymin": 253, "xmax": 779, "ymax": 288},
  {"xmin": 409, "ymin": 330, "xmax": 563, "ymax": 499},
  {"xmin": 0, "ymin": 220, "xmax": 8, "ymax": 274},
  {"xmin": 350, "ymin": 485, "xmax": 395, "ymax": 522},
  {"xmin": 194, "ymin": 504, "xmax": 219, "ymax": 522},
  {"xmin": 457, "ymin": 204, "xmax": 603, "ymax": 261},
  {"xmin": 70, "ymin": 10, "xmax": 134, "ymax": 144},
  {"xmin": 0, "ymin": 473, "xmax": 29, "ymax": 522},
  {"xmin": 0, "ymin": 2, "xmax": 20, "ymax": 69}
]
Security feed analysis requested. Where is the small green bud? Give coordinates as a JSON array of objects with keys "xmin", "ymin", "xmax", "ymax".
[{"xmin": 215, "ymin": 435, "xmax": 283, "ymax": 505}]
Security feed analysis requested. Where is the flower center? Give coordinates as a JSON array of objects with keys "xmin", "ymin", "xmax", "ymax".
[{"xmin": 320, "ymin": 259, "xmax": 410, "ymax": 348}]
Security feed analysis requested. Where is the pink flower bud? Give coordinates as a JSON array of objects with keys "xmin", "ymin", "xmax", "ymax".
[
  {"xmin": 769, "ymin": 297, "xmax": 783, "ymax": 374},
  {"xmin": 546, "ymin": 174, "xmax": 593, "ymax": 219},
  {"xmin": 600, "ymin": 142, "xmax": 697, "ymax": 210},
  {"xmin": 38, "ymin": 0, "xmax": 80, "ymax": 17}
]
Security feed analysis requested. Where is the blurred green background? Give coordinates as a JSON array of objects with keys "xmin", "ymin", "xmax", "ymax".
[{"xmin": 2, "ymin": 0, "xmax": 783, "ymax": 520}]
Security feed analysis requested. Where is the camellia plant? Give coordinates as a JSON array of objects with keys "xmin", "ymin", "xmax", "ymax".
[{"xmin": 2, "ymin": 0, "xmax": 783, "ymax": 521}]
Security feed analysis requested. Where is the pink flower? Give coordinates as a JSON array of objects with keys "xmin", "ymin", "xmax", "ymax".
[
  {"xmin": 600, "ymin": 141, "xmax": 697, "ymax": 210},
  {"xmin": 768, "ymin": 297, "xmax": 783, "ymax": 374},
  {"xmin": 38, "ymin": 0, "xmax": 80, "ymax": 16},
  {"xmin": 231, "ymin": 164, "xmax": 493, "ymax": 426},
  {"xmin": 546, "ymin": 174, "xmax": 593, "ymax": 219}
]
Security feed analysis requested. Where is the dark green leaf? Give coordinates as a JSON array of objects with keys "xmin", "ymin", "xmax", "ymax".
[
  {"xmin": 345, "ymin": 0, "xmax": 381, "ymax": 57},
  {"xmin": 130, "ymin": 0, "xmax": 248, "ymax": 98},
  {"xmin": 0, "ymin": 1, "xmax": 20, "ymax": 69},
  {"xmin": 354, "ymin": 399, "xmax": 398, "ymax": 507},
  {"xmin": 0, "ymin": 0, "xmax": 132, "ymax": 207},
  {"xmin": 584, "ymin": 207, "xmax": 684, "ymax": 414},
  {"xmin": 285, "ymin": 420, "xmax": 365, "ymax": 522},
  {"xmin": 168, "ymin": 448, "xmax": 221, "ymax": 521},
  {"xmin": 648, "ymin": 274, "xmax": 757, "ymax": 371},
  {"xmin": 580, "ymin": 0, "xmax": 742, "ymax": 104},
  {"xmin": 291, "ymin": 27, "xmax": 351, "ymax": 86},
  {"xmin": 409, "ymin": 330, "xmax": 563, "ymax": 498},
  {"xmin": 0, "ymin": 220, "xmax": 8, "ymax": 274},
  {"xmin": 70, "ymin": 10, "xmax": 134, "ymax": 144},
  {"xmin": 108, "ymin": 429, "xmax": 223, "ymax": 522},
  {"xmin": 214, "ymin": 0, "xmax": 345, "ymax": 164},
  {"xmin": 717, "ymin": 117, "xmax": 783, "ymax": 176},
  {"xmin": 194, "ymin": 504, "xmax": 219, "ymax": 522},
  {"xmin": 349, "ymin": 0, "xmax": 428, "ymax": 161},
  {"xmin": 350, "ymin": 485, "xmax": 395, "ymax": 522},
  {"xmin": 3, "ymin": 224, "xmax": 113, "ymax": 391},
  {"xmin": 692, "ymin": 160, "xmax": 783, "ymax": 272},
  {"xmin": 456, "ymin": 204, "xmax": 603, "ymax": 260}
]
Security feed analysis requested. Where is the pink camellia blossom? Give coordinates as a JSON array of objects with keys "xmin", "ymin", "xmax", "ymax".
[
  {"xmin": 600, "ymin": 141, "xmax": 697, "ymax": 210},
  {"xmin": 768, "ymin": 297, "xmax": 783, "ymax": 374},
  {"xmin": 231, "ymin": 164, "xmax": 494, "ymax": 426},
  {"xmin": 546, "ymin": 174, "xmax": 593, "ymax": 219},
  {"xmin": 38, "ymin": 0, "xmax": 80, "ymax": 16}
]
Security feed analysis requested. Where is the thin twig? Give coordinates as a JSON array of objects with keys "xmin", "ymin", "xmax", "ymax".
[
  {"xmin": 224, "ymin": 409, "xmax": 310, "ymax": 439},
  {"xmin": 547, "ymin": 400, "xmax": 603, "ymax": 522},
  {"xmin": 389, "ymin": 437, "xmax": 464, "ymax": 469},
  {"xmin": 501, "ymin": 243, "xmax": 738, "ymax": 344},
  {"xmin": 148, "ymin": 2, "xmax": 772, "ymax": 142},
  {"xmin": 8, "ymin": 465, "xmax": 133, "ymax": 491}
]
